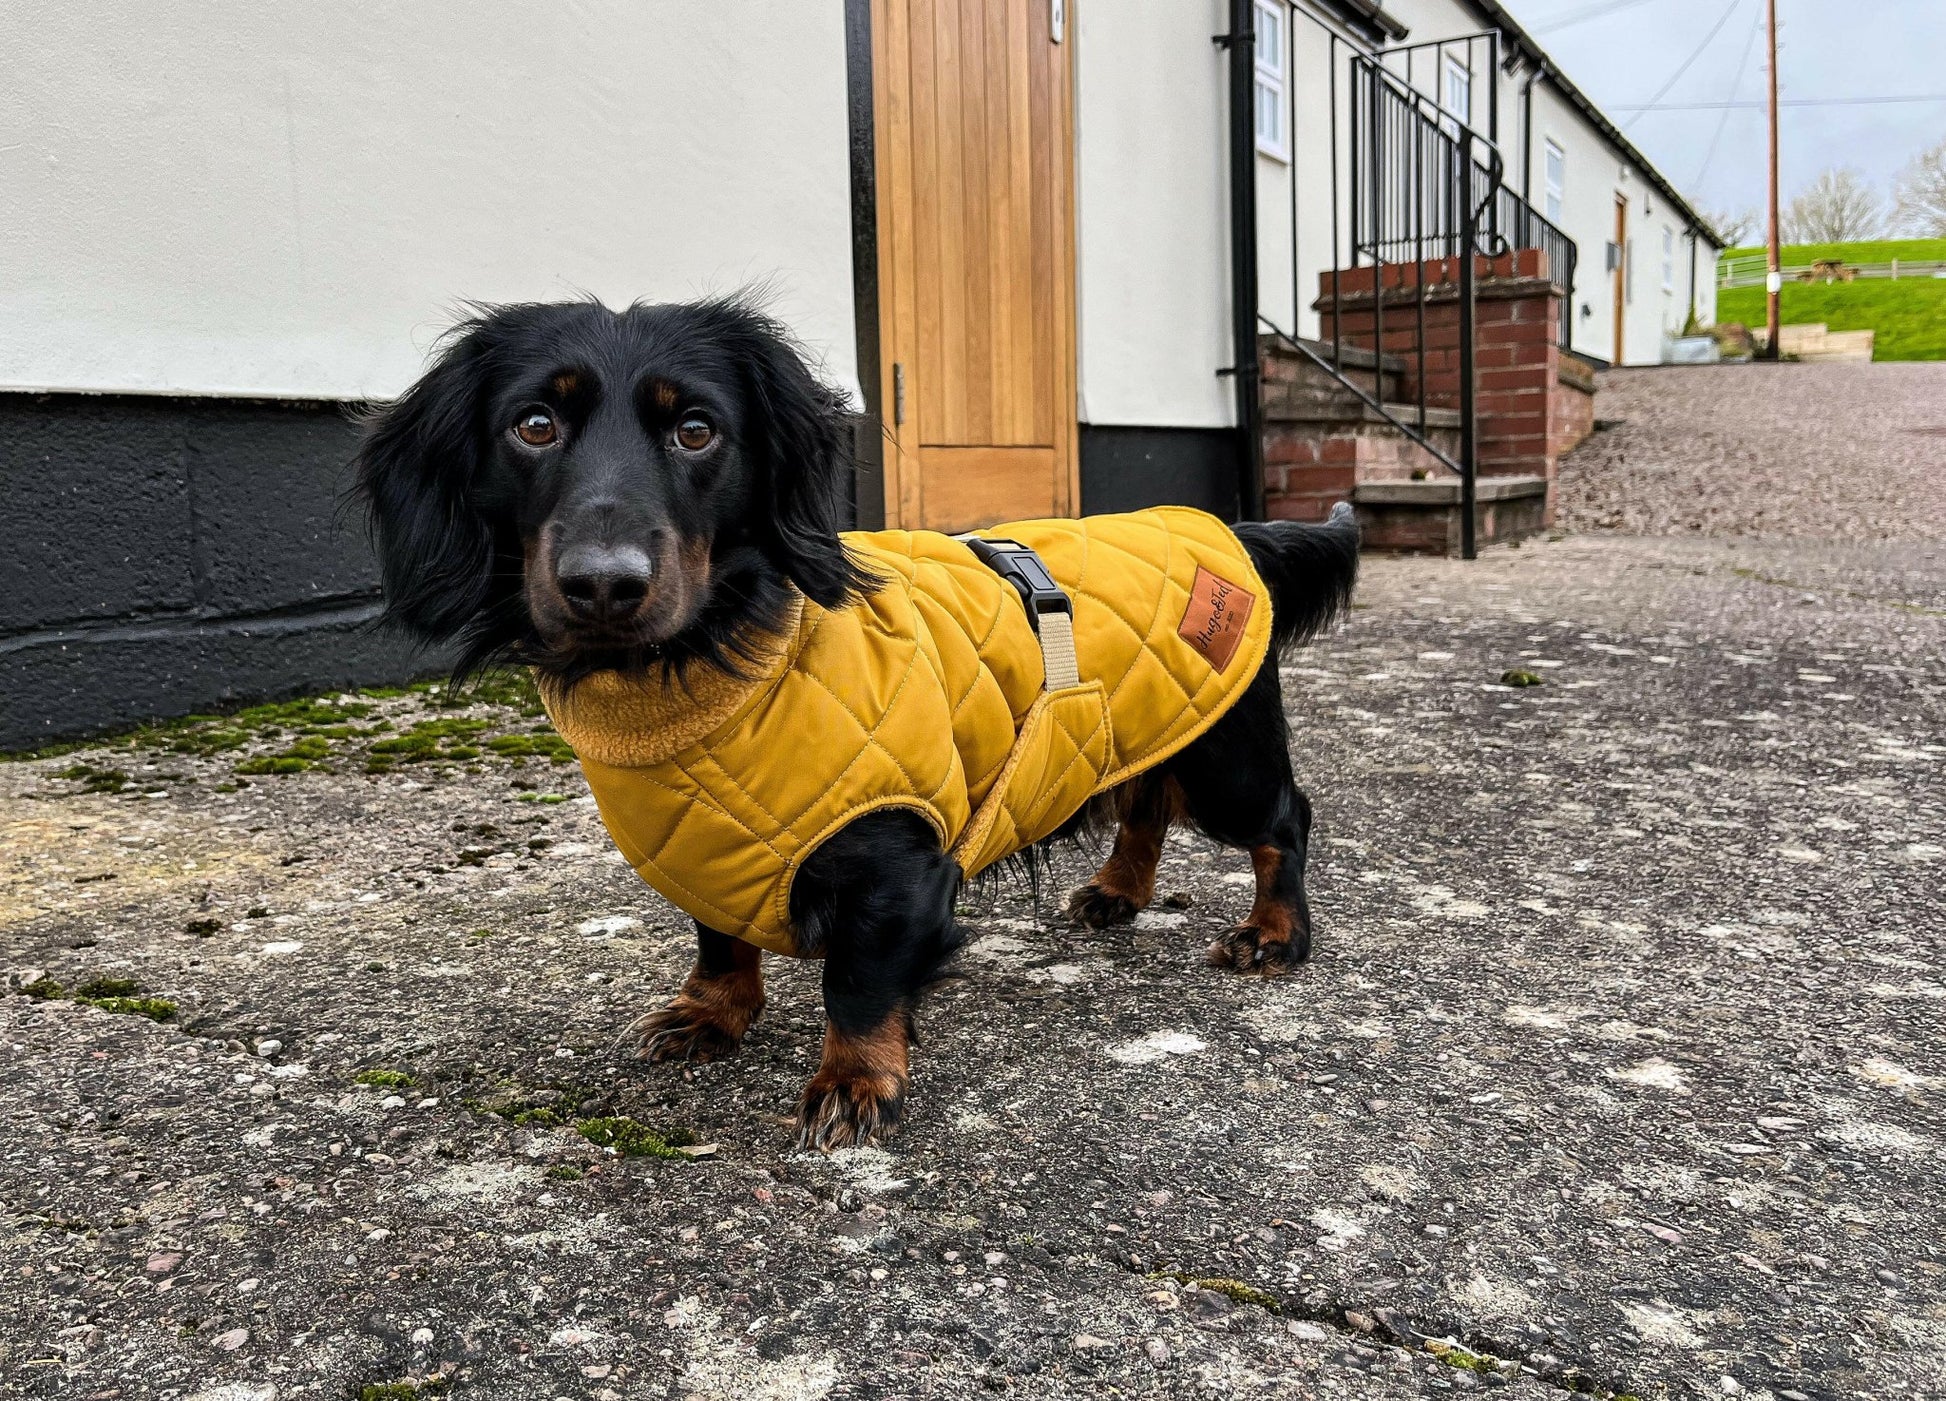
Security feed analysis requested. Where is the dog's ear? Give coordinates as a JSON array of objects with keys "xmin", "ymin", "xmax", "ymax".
[
  {"xmin": 734, "ymin": 310, "xmax": 876, "ymax": 609},
  {"xmin": 354, "ymin": 328, "xmax": 496, "ymax": 642}
]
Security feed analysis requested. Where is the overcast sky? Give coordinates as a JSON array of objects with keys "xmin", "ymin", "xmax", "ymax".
[{"xmin": 1502, "ymin": 0, "xmax": 1946, "ymax": 232}]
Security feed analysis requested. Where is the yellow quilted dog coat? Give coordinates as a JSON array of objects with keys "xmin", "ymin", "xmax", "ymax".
[{"xmin": 541, "ymin": 506, "xmax": 1271, "ymax": 955}]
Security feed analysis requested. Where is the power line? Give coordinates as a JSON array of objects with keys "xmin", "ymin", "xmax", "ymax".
[
  {"xmin": 1693, "ymin": 5, "xmax": 1764, "ymax": 188},
  {"xmin": 1611, "ymin": 94, "xmax": 1946, "ymax": 111},
  {"xmin": 1532, "ymin": 0, "xmax": 1665, "ymax": 34},
  {"xmin": 1622, "ymin": 0, "xmax": 1745, "ymax": 132}
]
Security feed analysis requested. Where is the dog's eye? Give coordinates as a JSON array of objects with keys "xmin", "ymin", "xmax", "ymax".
[
  {"xmin": 674, "ymin": 414, "xmax": 715, "ymax": 452},
  {"xmin": 513, "ymin": 410, "xmax": 558, "ymax": 448}
]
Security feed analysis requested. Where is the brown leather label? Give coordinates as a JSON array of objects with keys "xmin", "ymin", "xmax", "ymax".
[{"xmin": 1177, "ymin": 566, "xmax": 1255, "ymax": 671}]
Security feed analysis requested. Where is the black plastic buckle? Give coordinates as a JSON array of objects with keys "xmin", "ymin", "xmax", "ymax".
[{"xmin": 956, "ymin": 536, "xmax": 1072, "ymax": 636}]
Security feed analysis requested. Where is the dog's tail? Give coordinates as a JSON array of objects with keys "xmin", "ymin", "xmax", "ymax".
[{"xmin": 1234, "ymin": 502, "xmax": 1360, "ymax": 654}]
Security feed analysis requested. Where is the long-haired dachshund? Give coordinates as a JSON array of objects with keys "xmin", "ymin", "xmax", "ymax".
[{"xmin": 355, "ymin": 297, "xmax": 1358, "ymax": 1149}]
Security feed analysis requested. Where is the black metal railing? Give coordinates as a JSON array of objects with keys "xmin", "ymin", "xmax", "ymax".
[
  {"xmin": 1492, "ymin": 186, "xmax": 1578, "ymax": 348},
  {"xmin": 1232, "ymin": 2, "xmax": 1579, "ymax": 556}
]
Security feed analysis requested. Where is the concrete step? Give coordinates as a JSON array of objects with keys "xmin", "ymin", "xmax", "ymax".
[
  {"xmin": 1263, "ymin": 387, "xmax": 1462, "ymax": 432},
  {"xmin": 1755, "ymin": 322, "xmax": 1876, "ymax": 363},
  {"xmin": 1352, "ymin": 475, "xmax": 1549, "ymax": 556},
  {"xmin": 1260, "ymin": 335, "xmax": 1410, "ymax": 407}
]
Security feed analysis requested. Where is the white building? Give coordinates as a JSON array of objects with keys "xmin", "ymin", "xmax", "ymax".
[
  {"xmin": 1252, "ymin": 0, "xmax": 1719, "ymax": 369},
  {"xmin": 0, "ymin": 2, "xmax": 1723, "ymax": 737},
  {"xmin": 5, "ymin": 0, "xmax": 1724, "ymax": 500}
]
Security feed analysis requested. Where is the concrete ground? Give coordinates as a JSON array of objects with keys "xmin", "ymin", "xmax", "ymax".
[{"xmin": 4, "ymin": 368, "xmax": 1944, "ymax": 1401}]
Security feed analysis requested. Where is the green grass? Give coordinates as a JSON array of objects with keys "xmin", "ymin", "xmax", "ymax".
[
  {"xmin": 1717, "ymin": 281, "xmax": 1946, "ymax": 361},
  {"xmin": 1716, "ymin": 238, "xmax": 1946, "ymax": 361},
  {"xmin": 1725, "ymin": 238, "xmax": 1946, "ymax": 265}
]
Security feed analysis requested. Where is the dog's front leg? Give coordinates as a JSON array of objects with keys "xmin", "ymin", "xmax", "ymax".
[
  {"xmin": 789, "ymin": 809, "xmax": 964, "ymax": 1150},
  {"xmin": 628, "ymin": 922, "xmax": 765, "ymax": 1062}
]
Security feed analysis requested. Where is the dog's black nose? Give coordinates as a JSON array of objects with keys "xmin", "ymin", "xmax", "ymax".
[{"xmin": 556, "ymin": 542, "xmax": 654, "ymax": 623}]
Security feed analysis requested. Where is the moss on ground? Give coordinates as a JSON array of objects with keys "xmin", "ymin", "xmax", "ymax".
[
  {"xmin": 366, "ymin": 718, "xmax": 490, "ymax": 770},
  {"xmin": 575, "ymin": 1116, "xmax": 697, "ymax": 1159},
  {"xmin": 80, "ymin": 995, "xmax": 176, "ymax": 1021},
  {"xmin": 1155, "ymin": 1271, "xmax": 1282, "ymax": 1312},
  {"xmin": 463, "ymin": 1083, "xmax": 697, "ymax": 1160},
  {"xmin": 16, "ymin": 976, "xmax": 175, "ymax": 1021},
  {"xmin": 357, "ymin": 1380, "xmax": 447, "ymax": 1401},
  {"xmin": 74, "ymin": 977, "xmax": 140, "ymax": 998},
  {"xmin": 354, "ymin": 1069, "xmax": 415, "ymax": 1089},
  {"xmin": 1425, "ymin": 1338, "xmax": 1495, "ymax": 1372},
  {"xmin": 466, "ymin": 1082, "xmax": 599, "ymax": 1123},
  {"xmin": 9, "ymin": 668, "xmax": 578, "ymax": 789}
]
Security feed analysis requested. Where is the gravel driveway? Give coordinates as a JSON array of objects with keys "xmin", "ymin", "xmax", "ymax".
[{"xmin": 1557, "ymin": 362, "xmax": 1946, "ymax": 541}]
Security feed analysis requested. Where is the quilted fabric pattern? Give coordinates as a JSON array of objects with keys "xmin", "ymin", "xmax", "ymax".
[{"xmin": 544, "ymin": 506, "xmax": 1272, "ymax": 956}]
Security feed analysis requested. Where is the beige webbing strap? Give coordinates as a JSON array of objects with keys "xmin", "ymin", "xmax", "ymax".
[
  {"xmin": 1037, "ymin": 609, "xmax": 1080, "ymax": 691},
  {"xmin": 954, "ymin": 532, "xmax": 1083, "ymax": 693}
]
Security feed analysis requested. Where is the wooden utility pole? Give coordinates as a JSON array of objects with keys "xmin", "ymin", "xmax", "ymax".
[{"xmin": 1764, "ymin": 0, "xmax": 1782, "ymax": 358}]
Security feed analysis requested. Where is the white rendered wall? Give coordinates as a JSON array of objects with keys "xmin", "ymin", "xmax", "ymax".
[
  {"xmin": 1073, "ymin": 0, "xmax": 1235, "ymax": 428},
  {"xmin": 0, "ymin": 3, "xmax": 860, "ymax": 402}
]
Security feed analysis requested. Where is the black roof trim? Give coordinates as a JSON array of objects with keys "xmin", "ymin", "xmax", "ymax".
[{"xmin": 1315, "ymin": 0, "xmax": 1410, "ymax": 45}]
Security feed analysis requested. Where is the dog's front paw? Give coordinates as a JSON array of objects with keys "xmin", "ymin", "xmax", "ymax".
[
  {"xmin": 1067, "ymin": 881, "xmax": 1142, "ymax": 930},
  {"xmin": 627, "ymin": 1000, "xmax": 750, "ymax": 1063},
  {"xmin": 795, "ymin": 1068, "xmax": 907, "ymax": 1151},
  {"xmin": 1206, "ymin": 921, "xmax": 1307, "ymax": 977}
]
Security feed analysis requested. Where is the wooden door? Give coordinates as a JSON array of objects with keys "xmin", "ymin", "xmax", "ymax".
[
  {"xmin": 873, "ymin": 0, "xmax": 1078, "ymax": 532},
  {"xmin": 1612, "ymin": 195, "xmax": 1628, "ymax": 365}
]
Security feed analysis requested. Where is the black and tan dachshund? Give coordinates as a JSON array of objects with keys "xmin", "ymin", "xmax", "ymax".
[{"xmin": 354, "ymin": 297, "xmax": 1358, "ymax": 1148}]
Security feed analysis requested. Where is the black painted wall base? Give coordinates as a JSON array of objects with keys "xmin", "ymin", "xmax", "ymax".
[
  {"xmin": 2, "ymin": 395, "xmax": 1241, "ymax": 749},
  {"xmin": 1, "ymin": 392, "xmax": 441, "ymax": 750},
  {"xmin": 6, "ymin": 604, "xmax": 442, "ymax": 750},
  {"xmin": 1078, "ymin": 424, "xmax": 1239, "ymax": 519}
]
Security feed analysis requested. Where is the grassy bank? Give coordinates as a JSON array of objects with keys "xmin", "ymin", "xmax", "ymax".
[
  {"xmin": 1723, "ymin": 238, "xmax": 1946, "ymax": 265},
  {"xmin": 1716, "ymin": 281, "xmax": 1946, "ymax": 361},
  {"xmin": 1717, "ymin": 239, "xmax": 1946, "ymax": 360}
]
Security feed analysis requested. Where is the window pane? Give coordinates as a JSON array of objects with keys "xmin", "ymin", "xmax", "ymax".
[{"xmin": 1256, "ymin": 2, "xmax": 1281, "ymax": 73}]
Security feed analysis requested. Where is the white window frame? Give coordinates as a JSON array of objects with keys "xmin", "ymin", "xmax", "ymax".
[
  {"xmin": 1543, "ymin": 139, "xmax": 1566, "ymax": 224},
  {"xmin": 1253, "ymin": 1, "xmax": 1289, "ymax": 161},
  {"xmin": 1443, "ymin": 55, "xmax": 1472, "ymax": 128},
  {"xmin": 1662, "ymin": 226, "xmax": 1676, "ymax": 292}
]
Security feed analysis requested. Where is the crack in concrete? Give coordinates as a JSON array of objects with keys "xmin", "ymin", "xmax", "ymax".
[{"xmin": 1136, "ymin": 1259, "xmax": 1655, "ymax": 1400}]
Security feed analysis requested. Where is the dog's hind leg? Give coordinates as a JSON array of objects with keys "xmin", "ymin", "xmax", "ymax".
[
  {"xmin": 1205, "ymin": 814, "xmax": 1313, "ymax": 975},
  {"xmin": 1066, "ymin": 773, "xmax": 1183, "ymax": 929},
  {"xmin": 628, "ymin": 922, "xmax": 766, "ymax": 1062},
  {"xmin": 1168, "ymin": 662, "xmax": 1316, "ymax": 976}
]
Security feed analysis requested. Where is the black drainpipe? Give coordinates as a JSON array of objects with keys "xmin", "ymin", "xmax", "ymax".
[
  {"xmin": 1222, "ymin": 0, "xmax": 1266, "ymax": 523},
  {"xmin": 1521, "ymin": 71, "xmax": 1536, "ymax": 203},
  {"xmin": 1687, "ymin": 226, "xmax": 1699, "ymax": 321}
]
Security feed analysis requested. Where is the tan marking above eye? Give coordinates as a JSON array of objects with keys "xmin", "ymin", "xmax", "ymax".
[
  {"xmin": 514, "ymin": 410, "xmax": 557, "ymax": 447},
  {"xmin": 675, "ymin": 415, "xmax": 714, "ymax": 451},
  {"xmin": 549, "ymin": 372, "xmax": 580, "ymax": 398},
  {"xmin": 652, "ymin": 379, "xmax": 680, "ymax": 410}
]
